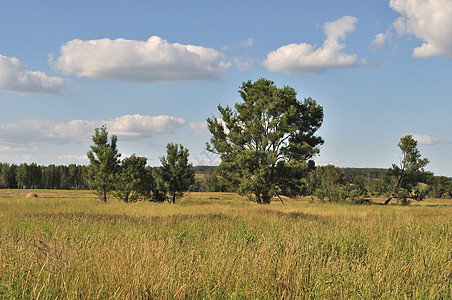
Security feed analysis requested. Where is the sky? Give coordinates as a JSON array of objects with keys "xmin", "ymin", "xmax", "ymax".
[{"xmin": 0, "ymin": 0, "xmax": 451, "ymax": 176}]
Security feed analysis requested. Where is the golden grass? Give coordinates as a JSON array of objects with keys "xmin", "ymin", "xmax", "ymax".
[{"xmin": 0, "ymin": 190, "xmax": 451, "ymax": 299}]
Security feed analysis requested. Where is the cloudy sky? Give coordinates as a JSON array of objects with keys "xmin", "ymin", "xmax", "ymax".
[{"xmin": 0, "ymin": 0, "xmax": 451, "ymax": 176}]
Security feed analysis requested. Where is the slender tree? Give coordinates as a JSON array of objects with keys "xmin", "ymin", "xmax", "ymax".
[
  {"xmin": 384, "ymin": 135, "xmax": 431, "ymax": 205},
  {"xmin": 159, "ymin": 143, "xmax": 195, "ymax": 203},
  {"xmin": 87, "ymin": 125, "xmax": 121, "ymax": 202},
  {"xmin": 207, "ymin": 78, "xmax": 323, "ymax": 204}
]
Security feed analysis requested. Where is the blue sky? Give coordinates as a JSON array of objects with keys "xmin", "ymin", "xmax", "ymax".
[{"xmin": 0, "ymin": 0, "xmax": 451, "ymax": 176}]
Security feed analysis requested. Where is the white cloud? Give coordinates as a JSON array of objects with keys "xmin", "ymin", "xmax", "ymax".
[
  {"xmin": 108, "ymin": 115, "xmax": 185, "ymax": 137},
  {"xmin": 371, "ymin": 32, "xmax": 390, "ymax": 51},
  {"xmin": 0, "ymin": 114, "xmax": 186, "ymax": 148},
  {"xmin": 189, "ymin": 121, "xmax": 208, "ymax": 134},
  {"xmin": 390, "ymin": 0, "xmax": 452, "ymax": 58},
  {"xmin": 233, "ymin": 56, "xmax": 255, "ymax": 72},
  {"xmin": 51, "ymin": 36, "xmax": 231, "ymax": 83},
  {"xmin": 241, "ymin": 38, "xmax": 254, "ymax": 47},
  {"xmin": 0, "ymin": 54, "xmax": 65, "ymax": 95},
  {"xmin": 263, "ymin": 16, "xmax": 358, "ymax": 75},
  {"xmin": 361, "ymin": 58, "xmax": 382, "ymax": 68},
  {"xmin": 411, "ymin": 134, "xmax": 441, "ymax": 145}
]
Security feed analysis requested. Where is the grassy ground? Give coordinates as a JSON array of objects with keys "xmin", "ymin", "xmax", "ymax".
[{"xmin": 0, "ymin": 190, "xmax": 451, "ymax": 299}]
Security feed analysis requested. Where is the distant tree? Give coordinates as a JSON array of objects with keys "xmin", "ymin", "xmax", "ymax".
[
  {"xmin": 16, "ymin": 163, "xmax": 31, "ymax": 189},
  {"xmin": 425, "ymin": 176, "xmax": 452, "ymax": 199},
  {"xmin": 0, "ymin": 163, "xmax": 17, "ymax": 188},
  {"xmin": 42, "ymin": 164, "xmax": 60, "ymax": 189},
  {"xmin": 370, "ymin": 170, "xmax": 391, "ymax": 197},
  {"xmin": 384, "ymin": 135, "xmax": 431, "ymax": 205},
  {"xmin": 87, "ymin": 125, "xmax": 121, "ymax": 202},
  {"xmin": 115, "ymin": 154, "xmax": 154, "ymax": 202},
  {"xmin": 207, "ymin": 78, "xmax": 324, "ymax": 204},
  {"xmin": 313, "ymin": 165, "xmax": 350, "ymax": 201},
  {"xmin": 159, "ymin": 143, "xmax": 195, "ymax": 203}
]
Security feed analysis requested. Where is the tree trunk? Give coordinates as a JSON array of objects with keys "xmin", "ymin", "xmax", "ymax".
[
  {"xmin": 255, "ymin": 192, "xmax": 262, "ymax": 204},
  {"xmin": 172, "ymin": 192, "xmax": 176, "ymax": 204},
  {"xmin": 383, "ymin": 194, "xmax": 394, "ymax": 205}
]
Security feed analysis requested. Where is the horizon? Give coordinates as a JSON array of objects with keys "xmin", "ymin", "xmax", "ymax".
[{"xmin": 0, "ymin": 0, "xmax": 451, "ymax": 176}]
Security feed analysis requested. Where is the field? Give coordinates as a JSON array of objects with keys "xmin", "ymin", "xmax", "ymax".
[{"xmin": 0, "ymin": 190, "xmax": 451, "ymax": 299}]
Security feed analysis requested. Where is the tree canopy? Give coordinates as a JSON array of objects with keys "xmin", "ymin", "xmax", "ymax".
[
  {"xmin": 207, "ymin": 78, "xmax": 324, "ymax": 204},
  {"xmin": 115, "ymin": 154, "xmax": 154, "ymax": 202}
]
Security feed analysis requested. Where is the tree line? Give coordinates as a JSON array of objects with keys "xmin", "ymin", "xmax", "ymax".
[
  {"xmin": 0, "ymin": 163, "xmax": 89, "ymax": 189},
  {"xmin": 1, "ymin": 78, "xmax": 450, "ymax": 205}
]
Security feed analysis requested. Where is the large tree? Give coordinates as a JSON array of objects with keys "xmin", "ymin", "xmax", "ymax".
[
  {"xmin": 87, "ymin": 125, "xmax": 121, "ymax": 202},
  {"xmin": 384, "ymin": 135, "xmax": 431, "ymax": 205},
  {"xmin": 206, "ymin": 78, "xmax": 324, "ymax": 204},
  {"xmin": 159, "ymin": 143, "xmax": 195, "ymax": 203}
]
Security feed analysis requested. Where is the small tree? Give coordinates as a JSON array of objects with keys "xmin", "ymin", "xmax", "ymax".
[
  {"xmin": 115, "ymin": 154, "xmax": 154, "ymax": 202},
  {"xmin": 87, "ymin": 125, "xmax": 121, "ymax": 202},
  {"xmin": 159, "ymin": 143, "xmax": 195, "ymax": 203},
  {"xmin": 207, "ymin": 78, "xmax": 323, "ymax": 204},
  {"xmin": 384, "ymin": 135, "xmax": 431, "ymax": 205}
]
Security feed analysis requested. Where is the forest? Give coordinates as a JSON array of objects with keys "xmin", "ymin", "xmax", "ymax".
[{"xmin": 1, "ymin": 162, "xmax": 450, "ymax": 200}]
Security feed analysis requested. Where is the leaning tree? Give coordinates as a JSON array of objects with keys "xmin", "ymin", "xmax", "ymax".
[
  {"xmin": 384, "ymin": 135, "xmax": 431, "ymax": 205},
  {"xmin": 206, "ymin": 78, "xmax": 324, "ymax": 204}
]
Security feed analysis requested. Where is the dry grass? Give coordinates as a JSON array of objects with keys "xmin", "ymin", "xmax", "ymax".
[{"xmin": 0, "ymin": 190, "xmax": 451, "ymax": 299}]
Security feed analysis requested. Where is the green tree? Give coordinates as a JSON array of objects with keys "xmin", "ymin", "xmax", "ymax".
[
  {"xmin": 312, "ymin": 165, "xmax": 349, "ymax": 202},
  {"xmin": 425, "ymin": 176, "xmax": 452, "ymax": 199},
  {"xmin": 87, "ymin": 125, "xmax": 121, "ymax": 202},
  {"xmin": 206, "ymin": 78, "xmax": 323, "ymax": 204},
  {"xmin": 115, "ymin": 154, "xmax": 154, "ymax": 202},
  {"xmin": 16, "ymin": 163, "xmax": 30, "ymax": 189},
  {"xmin": 384, "ymin": 135, "xmax": 431, "ymax": 205},
  {"xmin": 0, "ymin": 163, "xmax": 17, "ymax": 188},
  {"xmin": 42, "ymin": 164, "xmax": 60, "ymax": 189},
  {"xmin": 159, "ymin": 143, "xmax": 195, "ymax": 203}
]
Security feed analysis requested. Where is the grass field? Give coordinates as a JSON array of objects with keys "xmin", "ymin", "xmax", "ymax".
[{"xmin": 0, "ymin": 190, "xmax": 451, "ymax": 299}]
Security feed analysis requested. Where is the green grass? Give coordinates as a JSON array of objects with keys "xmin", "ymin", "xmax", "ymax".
[{"xmin": 0, "ymin": 190, "xmax": 451, "ymax": 299}]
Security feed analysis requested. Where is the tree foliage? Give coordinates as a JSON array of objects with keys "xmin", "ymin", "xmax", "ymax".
[
  {"xmin": 159, "ymin": 143, "xmax": 195, "ymax": 203},
  {"xmin": 115, "ymin": 155, "xmax": 154, "ymax": 202},
  {"xmin": 384, "ymin": 135, "xmax": 431, "ymax": 205},
  {"xmin": 87, "ymin": 125, "xmax": 121, "ymax": 202},
  {"xmin": 207, "ymin": 78, "xmax": 324, "ymax": 204}
]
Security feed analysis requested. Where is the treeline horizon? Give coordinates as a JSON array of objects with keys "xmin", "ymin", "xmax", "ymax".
[{"xmin": 1, "ymin": 162, "xmax": 450, "ymax": 200}]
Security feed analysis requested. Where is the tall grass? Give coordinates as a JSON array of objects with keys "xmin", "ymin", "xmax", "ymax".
[{"xmin": 0, "ymin": 190, "xmax": 451, "ymax": 299}]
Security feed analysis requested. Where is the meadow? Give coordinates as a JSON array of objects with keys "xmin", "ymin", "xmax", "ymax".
[{"xmin": 0, "ymin": 190, "xmax": 450, "ymax": 299}]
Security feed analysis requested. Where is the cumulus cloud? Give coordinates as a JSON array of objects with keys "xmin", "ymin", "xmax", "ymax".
[
  {"xmin": 0, "ymin": 114, "xmax": 186, "ymax": 147},
  {"xmin": 189, "ymin": 121, "xmax": 208, "ymax": 134},
  {"xmin": 411, "ymin": 134, "xmax": 447, "ymax": 145},
  {"xmin": 0, "ymin": 54, "xmax": 65, "ymax": 95},
  {"xmin": 371, "ymin": 32, "xmax": 391, "ymax": 51},
  {"xmin": 108, "ymin": 115, "xmax": 185, "ymax": 137},
  {"xmin": 263, "ymin": 16, "xmax": 358, "ymax": 75},
  {"xmin": 390, "ymin": 0, "xmax": 452, "ymax": 58},
  {"xmin": 51, "ymin": 36, "xmax": 231, "ymax": 83}
]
